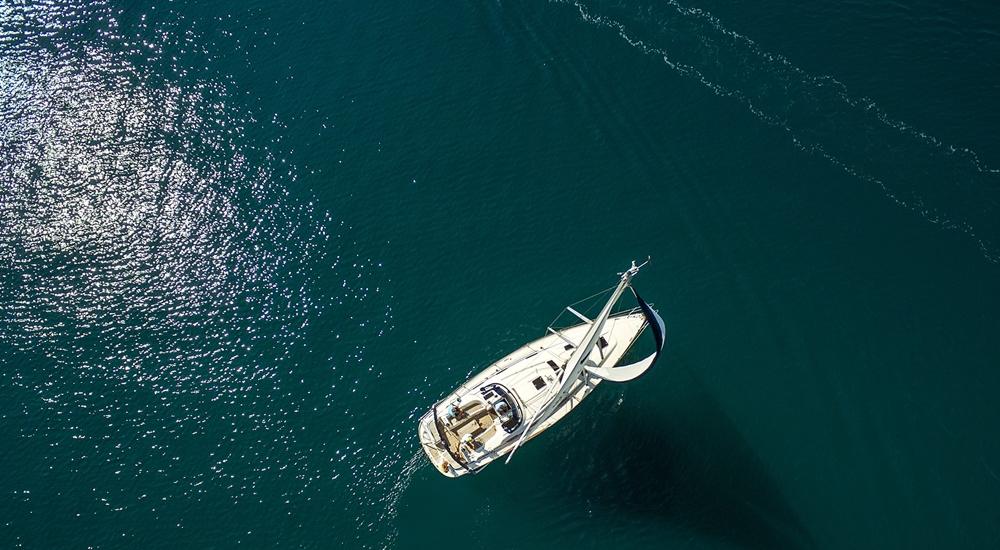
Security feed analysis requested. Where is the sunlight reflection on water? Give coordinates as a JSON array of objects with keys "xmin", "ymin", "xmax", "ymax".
[{"xmin": 1, "ymin": 2, "xmax": 399, "ymax": 546}]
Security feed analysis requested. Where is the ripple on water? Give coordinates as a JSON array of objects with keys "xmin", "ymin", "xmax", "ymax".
[{"xmin": 0, "ymin": 2, "xmax": 397, "ymax": 547}]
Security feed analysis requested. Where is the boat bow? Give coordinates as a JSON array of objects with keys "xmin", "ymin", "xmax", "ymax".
[{"xmin": 583, "ymin": 288, "xmax": 665, "ymax": 382}]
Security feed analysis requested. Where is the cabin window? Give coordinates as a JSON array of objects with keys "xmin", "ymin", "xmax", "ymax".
[
  {"xmin": 598, "ymin": 337, "xmax": 609, "ymax": 349},
  {"xmin": 564, "ymin": 343, "xmax": 574, "ymax": 350},
  {"xmin": 532, "ymin": 377, "xmax": 546, "ymax": 390}
]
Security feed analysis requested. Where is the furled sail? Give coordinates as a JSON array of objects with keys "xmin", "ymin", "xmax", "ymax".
[{"xmin": 583, "ymin": 288, "xmax": 665, "ymax": 382}]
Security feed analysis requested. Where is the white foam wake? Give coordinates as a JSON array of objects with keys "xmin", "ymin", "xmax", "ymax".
[{"xmin": 555, "ymin": 0, "xmax": 1000, "ymax": 263}]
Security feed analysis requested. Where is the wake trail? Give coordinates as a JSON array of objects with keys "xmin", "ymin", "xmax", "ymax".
[
  {"xmin": 372, "ymin": 449, "xmax": 427, "ymax": 549},
  {"xmin": 555, "ymin": 0, "xmax": 1000, "ymax": 263}
]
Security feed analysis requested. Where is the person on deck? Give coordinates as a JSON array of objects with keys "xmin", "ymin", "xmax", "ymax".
[
  {"xmin": 443, "ymin": 401, "xmax": 460, "ymax": 426},
  {"xmin": 461, "ymin": 433, "xmax": 479, "ymax": 452}
]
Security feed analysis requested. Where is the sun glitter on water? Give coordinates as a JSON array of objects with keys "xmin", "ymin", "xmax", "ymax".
[{"xmin": 1, "ymin": 3, "xmax": 396, "ymax": 545}]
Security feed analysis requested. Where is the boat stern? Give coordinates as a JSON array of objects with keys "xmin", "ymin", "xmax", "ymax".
[{"xmin": 417, "ymin": 409, "xmax": 466, "ymax": 478}]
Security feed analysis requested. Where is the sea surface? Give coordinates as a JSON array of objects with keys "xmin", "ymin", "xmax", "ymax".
[{"xmin": 2, "ymin": 1, "xmax": 999, "ymax": 548}]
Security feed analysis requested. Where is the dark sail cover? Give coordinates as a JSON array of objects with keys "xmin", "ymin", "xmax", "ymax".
[{"xmin": 632, "ymin": 288, "xmax": 666, "ymax": 371}]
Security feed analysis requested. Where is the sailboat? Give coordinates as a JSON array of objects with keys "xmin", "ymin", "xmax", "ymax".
[{"xmin": 416, "ymin": 260, "xmax": 666, "ymax": 477}]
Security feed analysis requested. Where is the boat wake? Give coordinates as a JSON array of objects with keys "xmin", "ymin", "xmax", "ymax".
[
  {"xmin": 341, "ymin": 423, "xmax": 430, "ymax": 549},
  {"xmin": 374, "ymin": 450, "xmax": 427, "ymax": 548},
  {"xmin": 555, "ymin": 0, "xmax": 1000, "ymax": 263}
]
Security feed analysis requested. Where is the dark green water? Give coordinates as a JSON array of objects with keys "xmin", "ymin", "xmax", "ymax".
[{"xmin": 2, "ymin": 0, "xmax": 1000, "ymax": 548}]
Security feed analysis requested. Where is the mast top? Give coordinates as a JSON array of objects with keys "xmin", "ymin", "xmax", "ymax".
[{"xmin": 620, "ymin": 257, "xmax": 650, "ymax": 283}]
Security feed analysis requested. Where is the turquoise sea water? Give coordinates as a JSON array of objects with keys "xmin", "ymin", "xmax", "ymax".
[{"xmin": 2, "ymin": 1, "xmax": 999, "ymax": 548}]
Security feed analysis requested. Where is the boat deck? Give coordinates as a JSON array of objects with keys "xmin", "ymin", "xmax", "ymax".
[{"xmin": 441, "ymin": 401, "xmax": 498, "ymax": 457}]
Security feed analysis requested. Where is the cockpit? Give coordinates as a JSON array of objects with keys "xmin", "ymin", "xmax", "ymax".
[
  {"xmin": 493, "ymin": 399, "xmax": 513, "ymax": 422},
  {"xmin": 479, "ymin": 383, "xmax": 522, "ymax": 433}
]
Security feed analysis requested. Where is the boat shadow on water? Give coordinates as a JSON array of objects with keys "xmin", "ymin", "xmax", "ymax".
[{"xmin": 547, "ymin": 364, "xmax": 815, "ymax": 550}]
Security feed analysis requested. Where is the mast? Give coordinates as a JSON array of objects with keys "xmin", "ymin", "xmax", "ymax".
[
  {"xmin": 504, "ymin": 259, "xmax": 647, "ymax": 464},
  {"xmin": 552, "ymin": 260, "xmax": 643, "ymax": 403}
]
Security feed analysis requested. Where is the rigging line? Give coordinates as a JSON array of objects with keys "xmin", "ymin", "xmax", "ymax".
[
  {"xmin": 570, "ymin": 283, "xmax": 618, "ymax": 307},
  {"xmin": 586, "ymin": 291, "xmax": 613, "ymax": 315},
  {"xmin": 503, "ymin": 371, "xmax": 564, "ymax": 464},
  {"xmin": 529, "ymin": 339, "xmax": 571, "ymax": 365},
  {"xmin": 544, "ymin": 283, "xmax": 617, "ymax": 331}
]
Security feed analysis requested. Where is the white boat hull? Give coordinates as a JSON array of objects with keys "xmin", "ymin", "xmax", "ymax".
[{"xmin": 417, "ymin": 311, "xmax": 648, "ymax": 477}]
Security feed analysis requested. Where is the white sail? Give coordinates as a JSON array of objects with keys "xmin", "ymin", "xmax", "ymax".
[{"xmin": 584, "ymin": 288, "xmax": 665, "ymax": 382}]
